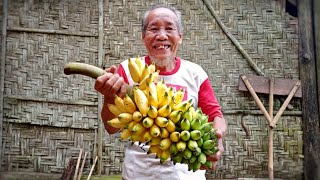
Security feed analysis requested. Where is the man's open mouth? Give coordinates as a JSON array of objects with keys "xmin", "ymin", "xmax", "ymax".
[{"xmin": 154, "ymin": 45, "xmax": 170, "ymax": 50}]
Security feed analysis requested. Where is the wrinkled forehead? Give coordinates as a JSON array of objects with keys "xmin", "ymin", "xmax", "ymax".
[{"xmin": 146, "ymin": 8, "xmax": 178, "ymax": 24}]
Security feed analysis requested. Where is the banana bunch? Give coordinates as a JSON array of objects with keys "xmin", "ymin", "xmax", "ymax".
[
  {"xmin": 170, "ymin": 108, "xmax": 219, "ymax": 171},
  {"xmin": 106, "ymin": 56, "xmax": 218, "ymax": 171}
]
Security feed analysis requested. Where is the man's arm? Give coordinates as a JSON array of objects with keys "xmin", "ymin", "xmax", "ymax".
[{"xmin": 94, "ymin": 65, "xmax": 127, "ymax": 134}]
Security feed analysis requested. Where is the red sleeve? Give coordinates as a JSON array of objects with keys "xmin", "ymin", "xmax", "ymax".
[
  {"xmin": 198, "ymin": 78, "xmax": 224, "ymax": 121},
  {"xmin": 117, "ymin": 64, "xmax": 129, "ymax": 84}
]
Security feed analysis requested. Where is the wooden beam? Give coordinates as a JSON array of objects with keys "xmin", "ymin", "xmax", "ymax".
[
  {"xmin": 238, "ymin": 74, "xmax": 302, "ymax": 97},
  {"xmin": 298, "ymin": 0, "xmax": 320, "ymax": 179},
  {"xmin": 0, "ymin": 0, "xmax": 8, "ymax": 169}
]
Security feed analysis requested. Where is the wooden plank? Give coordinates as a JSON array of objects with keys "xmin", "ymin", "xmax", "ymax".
[
  {"xmin": 0, "ymin": 0, "xmax": 8, "ymax": 167},
  {"xmin": 298, "ymin": 0, "xmax": 320, "ymax": 179},
  {"xmin": 238, "ymin": 74, "xmax": 302, "ymax": 97}
]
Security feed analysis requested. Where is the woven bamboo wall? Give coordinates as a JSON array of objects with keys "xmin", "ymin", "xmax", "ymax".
[{"xmin": 1, "ymin": 0, "xmax": 302, "ymax": 179}]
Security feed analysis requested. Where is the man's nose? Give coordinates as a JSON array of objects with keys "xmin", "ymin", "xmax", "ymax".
[{"xmin": 156, "ymin": 29, "xmax": 168, "ymax": 40}]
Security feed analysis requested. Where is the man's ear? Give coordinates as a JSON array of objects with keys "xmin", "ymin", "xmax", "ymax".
[{"xmin": 179, "ymin": 33, "xmax": 183, "ymax": 44}]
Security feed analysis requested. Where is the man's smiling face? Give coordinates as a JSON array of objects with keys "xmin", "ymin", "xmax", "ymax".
[{"xmin": 142, "ymin": 8, "xmax": 182, "ymax": 62}]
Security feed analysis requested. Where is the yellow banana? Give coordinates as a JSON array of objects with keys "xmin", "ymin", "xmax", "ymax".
[
  {"xmin": 128, "ymin": 58, "xmax": 142, "ymax": 83},
  {"xmin": 148, "ymin": 82, "xmax": 158, "ymax": 99},
  {"xmin": 156, "ymin": 80, "xmax": 167, "ymax": 101},
  {"xmin": 158, "ymin": 104, "xmax": 171, "ymax": 117},
  {"xmin": 130, "ymin": 133, "xmax": 143, "ymax": 143},
  {"xmin": 139, "ymin": 73, "xmax": 152, "ymax": 90},
  {"xmin": 150, "ymin": 70, "xmax": 160, "ymax": 83},
  {"xmin": 173, "ymin": 89, "xmax": 184, "ymax": 105},
  {"xmin": 158, "ymin": 92, "xmax": 170, "ymax": 108},
  {"xmin": 160, "ymin": 150, "xmax": 171, "ymax": 163},
  {"xmin": 160, "ymin": 127, "xmax": 169, "ymax": 138},
  {"xmin": 142, "ymin": 130, "xmax": 153, "ymax": 143},
  {"xmin": 135, "ymin": 56, "xmax": 144, "ymax": 75},
  {"xmin": 148, "ymin": 145, "xmax": 161, "ymax": 155},
  {"xmin": 107, "ymin": 104, "xmax": 122, "ymax": 116},
  {"xmin": 142, "ymin": 117, "xmax": 154, "ymax": 128},
  {"xmin": 147, "ymin": 105, "xmax": 158, "ymax": 119},
  {"xmin": 118, "ymin": 112, "xmax": 133, "ymax": 123},
  {"xmin": 176, "ymin": 140, "xmax": 187, "ymax": 152},
  {"xmin": 132, "ymin": 122, "xmax": 146, "ymax": 135},
  {"xmin": 107, "ymin": 118, "xmax": 128, "ymax": 128},
  {"xmin": 148, "ymin": 92, "xmax": 159, "ymax": 109},
  {"xmin": 120, "ymin": 128, "xmax": 132, "ymax": 140},
  {"xmin": 140, "ymin": 64, "xmax": 151, "ymax": 82},
  {"xmin": 127, "ymin": 121, "xmax": 138, "ymax": 131},
  {"xmin": 132, "ymin": 111, "xmax": 143, "ymax": 122},
  {"xmin": 150, "ymin": 124, "xmax": 161, "ymax": 137},
  {"xmin": 134, "ymin": 87, "xmax": 149, "ymax": 116},
  {"xmin": 159, "ymin": 138, "xmax": 172, "ymax": 150},
  {"xmin": 123, "ymin": 94, "xmax": 137, "ymax": 113},
  {"xmin": 173, "ymin": 99, "xmax": 192, "ymax": 113},
  {"xmin": 166, "ymin": 119, "xmax": 176, "ymax": 133},
  {"xmin": 155, "ymin": 116, "xmax": 169, "ymax": 127},
  {"xmin": 168, "ymin": 110, "xmax": 182, "ymax": 124},
  {"xmin": 189, "ymin": 106, "xmax": 196, "ymax": 120},
  {"xmin": 148, "ymin": 136, "xmax": 162, "ymax": 145},
  {"xmin": 170, "ymin": 132, "xmax": 180, "ymax": 142},
  {"xmin": 114, "ymin": 95, "xmax": 126, "ymax": 113},
  {"xmin": 148, "ymin": 61, "xmax": 156, "ymax": 73}
]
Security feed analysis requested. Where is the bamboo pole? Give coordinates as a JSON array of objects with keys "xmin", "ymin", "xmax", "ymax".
[
  {"xmin": 0, "ymin": 0, "xmax": 8, "ymax": 167},
  {"xmin": 87, "ymin": 156, "xmax": 98, "ymax": 180},
  {"xmin": 202, "ymin": 0, "xmax": 265, "ymax": 76},
  {"xmin": 77, "ymin": 152, "xmax": 88, "ymax": 180},
  {"xmin": 7, "ymin": 27, "xmax": 97, "ymax": 37},
  {"xmin": 73, "ymin": 149, "xmax": 83, "ymax": 180},
  {"xmin": 240, "ymin": 75, "xmax": 273, "ymax": 125},
  {"xmin": 97, "ymin": 0, "xmax": 105, "ymax": 175},
  {"xmin": 270, "ymin": 81, "xmax": 301, "ymax": 127},
  {"xmin": 268, "ymin": 78, "xmax": 274, "ymax": 180}
]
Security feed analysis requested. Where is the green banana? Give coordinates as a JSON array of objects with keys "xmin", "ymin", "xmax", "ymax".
[
  {"xmin": 180, "ymin": 130, "xmax": 191, "ymax": 141},
  {"xmin": 180, "ymin": 118, "xmax": 191, "ymax": 131},
  {"xmin": 190, "ymin": 130, "xmax": 202, "ymax": 140},
  {"xmin": 190, "ymin": 118, "xmax": 202, "ymax": 130},
  {"xmin": 187, "ymin": 140, "xmax": 198, "ymax": 151}
]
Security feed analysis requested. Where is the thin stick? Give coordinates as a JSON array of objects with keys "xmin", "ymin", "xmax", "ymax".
[
  {"xmin": 241, "ymin": 75, "xmax": 273, "ymax": 125},
  {"xmin": 87, "ymin": 156, "xmax": 98, "ymax": 180},
  {"xmin": 73, "ymin": 149, "xmax": 83, "ymax": 180},
  {"xmin": 270, "ymin": 81, "xmax": 301, "ymax": 127},
  {"xmin": 268, "ymin": 78, "xmax": 274, "ymax": 180},
  {"xmin": 77, "ymin": 152, "xmax": 88, "ymax": 180}
]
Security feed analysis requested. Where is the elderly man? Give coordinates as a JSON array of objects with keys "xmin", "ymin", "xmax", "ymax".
[{"xmin": 94, "ymin": 4, "xmax": 227, "ymax": 180}]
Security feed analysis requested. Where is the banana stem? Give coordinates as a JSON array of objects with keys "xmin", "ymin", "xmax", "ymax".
[
  {"xmin": 64, "ymin": 62, "xmax": 133, "ymax": 96},
  {"xmin": 64, "ymin": 62, "xmax": 106, "ymax": 79}
]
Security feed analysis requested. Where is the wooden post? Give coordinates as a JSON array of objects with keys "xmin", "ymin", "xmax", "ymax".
[
  {"xmin": 314, "ymin": 0, "xmax": 320, "ymax": 123},
  {"xmin": 97, "ymin": 0, "xmax": 105, "ymax": 175},
  {"xmin": 298, "ymin": 0, "xmax": 320, "ymax": 179},
  {"xmin": 268, "ymin": 78, "xmax": 274, "ymax": 180},
  {"xmin": 0, "ymin": 0, "xmax": 8, "ymax": 170}
]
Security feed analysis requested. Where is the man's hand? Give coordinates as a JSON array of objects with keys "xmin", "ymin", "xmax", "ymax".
[
  {"xmin": 94, "ymin": 65, "xmax": 127, "ymax": 103},
  {"xmin": 205, "ymin": 129, "xmax": 224, "ymax": 170},
  {"xmin": 201, "ymin": 116, "xmax": 226, "ymax": 171}
]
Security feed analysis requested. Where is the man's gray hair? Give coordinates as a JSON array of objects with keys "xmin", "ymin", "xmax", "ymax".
[{"xmin": 142, "ymin": 4, "xmax": 183, "ymax": 34}]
